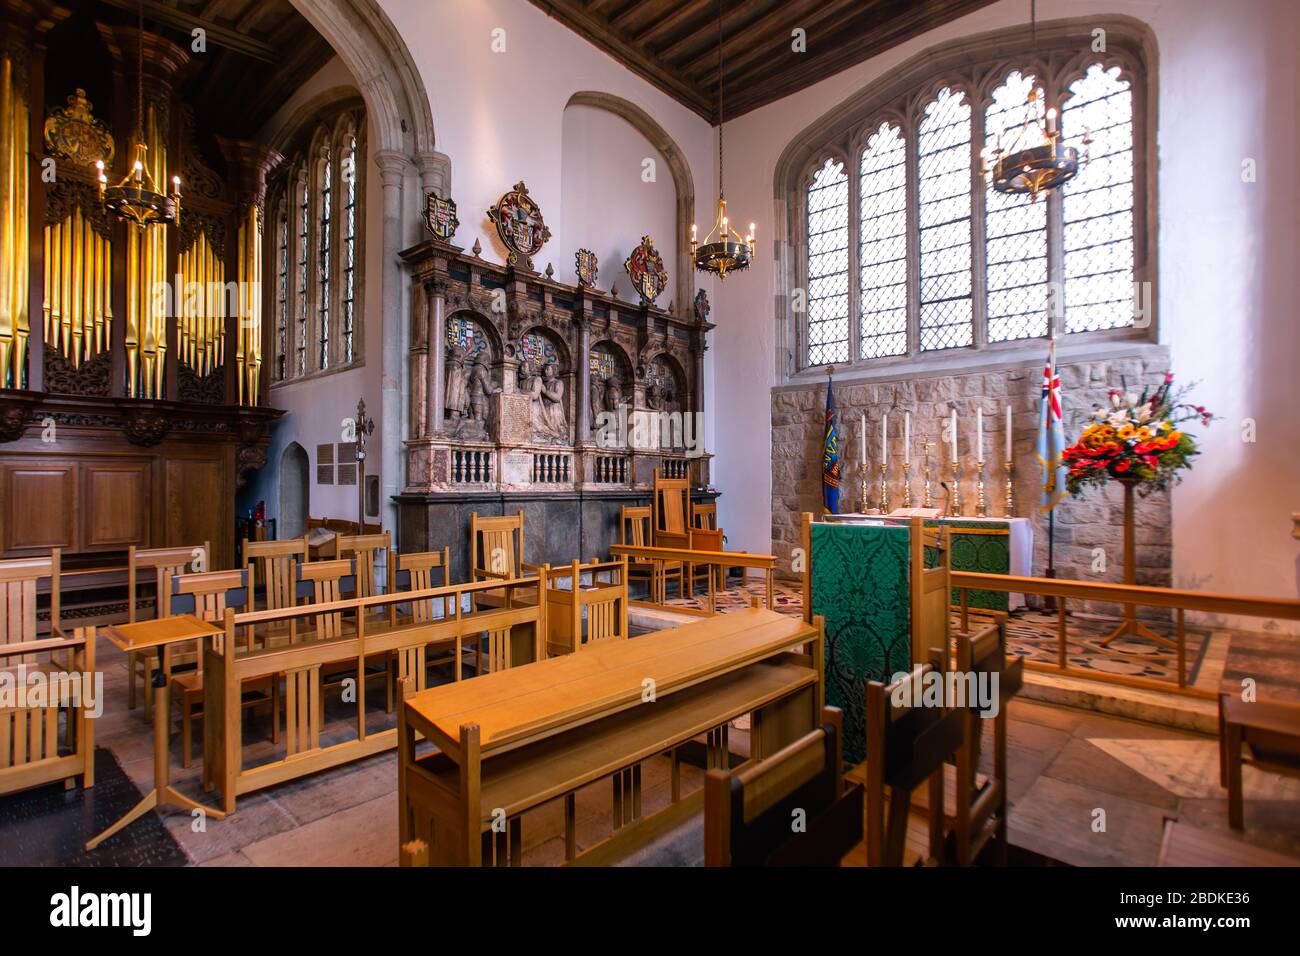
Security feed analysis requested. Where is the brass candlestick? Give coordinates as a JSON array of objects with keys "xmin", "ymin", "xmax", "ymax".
[
  {"xmin": 902, "ymin": 461, "xmax": 913, "ymax": 509},
  {"xmin": 877, "ymin": 462, "xmax": 889, "ymax": 513},
  {"xmin": 922, "ymin": 442, "xmax": 934, "ymax": 509},
  {"xmin": 857, "ymin": 462, "xmax": 871, "ymax": 514},
  {"xmin": 1004, "ymin": 459, "xmax": 1015, "ymax": 517},
  {"xmin": 975, "ymin": 460, "xmax": 987, "ymax": 518},
  {"xmin": 948, "ymin": 460, "xmax": 963, "ymax": 516}
]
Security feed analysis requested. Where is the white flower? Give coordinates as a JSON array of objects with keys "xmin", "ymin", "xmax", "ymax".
[
  {"xmin": 1124, "ymin": 392, "xmax": 1139, "ymax": 407},
  {"xmin": 1136, "ymin": 405, "xmax": 1152, "ymax": 422},
  {"xmin": 1108, "ymin": 411, "xmax": 1128, "ymax": 428}
]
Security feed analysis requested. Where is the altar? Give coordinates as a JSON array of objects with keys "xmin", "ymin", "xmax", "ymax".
[
  {"xmin": 824, "ymin": 513, "xmax": 1033, "ymax": 610},
  {"xmin": 806, "ymin": 514, "xmax": 1033, "ymax": 764}
]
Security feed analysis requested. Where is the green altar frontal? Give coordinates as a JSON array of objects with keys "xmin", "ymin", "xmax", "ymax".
[
  {"xmin": 809, "ymin": 522, "xmax": 912, "ymax": 766},
  {"xmin": 808, "ymin": 518, "xmax": 1013, "ymax": 765}
]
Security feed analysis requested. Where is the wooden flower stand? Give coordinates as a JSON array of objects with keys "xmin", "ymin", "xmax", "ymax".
[{"xmin": 1100, "ymin": 476, "xmax": 1175, "ymax": 648}]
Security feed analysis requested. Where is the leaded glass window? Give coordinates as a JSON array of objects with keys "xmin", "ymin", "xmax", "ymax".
[
  {"xmin": 917, "ymin": 88, "xmax": 973, "ymax": 351},
  {"xmin": 858, "ymin": 123, "xmax": 907, "ymax": 359},
  {"xmin": 984, "ymin": 71, "xmax": 1049, "ymax": 343},
  {"xmin": 1062, "ymin": 64, "xmax": 1134, "ymax": 333},
  {"xmin": 805, "ymin": 158, "xmax": 850, "ymax": 366}
]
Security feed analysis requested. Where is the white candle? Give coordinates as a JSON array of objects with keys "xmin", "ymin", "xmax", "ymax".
[
  {"xmin": 904, "ymin": 411, "xmax": 911, "ymax": 465},
  {"xmin": 976, "ymin": 407, "xmax": 984, "ymax": 463},
  {"xmin": 860, "ymin": 412, "xmax": 867, "ymax": 466},
  {"xmin": 881, "ymin": 410, "xmax": 888, "ymax": 465},
  {"xmin": 950, "ymin": 409, "xmax": 958, "ymax": 463},
  {"xmin": 1005, "ymin": 406, "xmax": 1013, "ymax": 461}
]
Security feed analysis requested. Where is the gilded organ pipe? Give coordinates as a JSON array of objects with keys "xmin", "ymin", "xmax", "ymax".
[{"xmin": 0, "ymin": 51, "xmax": 29, "ymax": 389}]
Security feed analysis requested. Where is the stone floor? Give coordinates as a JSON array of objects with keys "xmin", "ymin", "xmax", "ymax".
[{"xmin": 15, "ymin": 629, "xmax": 1300, "ymax": 867}]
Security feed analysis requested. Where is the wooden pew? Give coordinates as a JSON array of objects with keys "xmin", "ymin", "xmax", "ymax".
[
  {"xmin": 863, "ymin": 661, "xmax": 965, "ymax": 866},
  {"xmin": 705, "ymin": 705, "xmax": 863, "ymax": 866},
  {"xmin": 951, "ymin": 618, "xmax": 1024, "ymax": 865}
]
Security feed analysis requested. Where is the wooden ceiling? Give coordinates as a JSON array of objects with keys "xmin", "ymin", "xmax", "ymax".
[
  {"xmin": 528, "ymin": 0, "xmax": 1000, "ymax": 123},
  {"xmin": 93, "ymin": 0, "xmax": 335, "ymax": 139}
]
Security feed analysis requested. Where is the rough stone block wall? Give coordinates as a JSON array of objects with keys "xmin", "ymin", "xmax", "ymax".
[{"xmin": 771, "ymin": 350, "xmax": 1175, "ymax": 609}]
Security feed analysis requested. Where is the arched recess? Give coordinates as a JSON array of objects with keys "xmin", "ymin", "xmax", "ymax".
[
  {"xmin": 566, "ymin": 91, "xmax": 695, "ymax": 319},
  {"xmin": 279, "ymin": 442, "xmax": 311, "ymax": 538}
]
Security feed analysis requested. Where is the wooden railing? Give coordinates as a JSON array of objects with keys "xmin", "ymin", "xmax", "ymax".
[
  {"xmin": 951, "ymin": 572, "xmax": 1300, "ymax": 698},
  {"xmin": 204, "ymin": 573, "xmax": 546, "ymax": 812},
  {"xmin": 609, "ymin": 543, "xmax": 776, "ymax": 615}
]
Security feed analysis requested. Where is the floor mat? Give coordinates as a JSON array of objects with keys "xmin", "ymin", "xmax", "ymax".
[{"xmin": 0, "ymin": 748, "xmax": 188, "ymax": 867}]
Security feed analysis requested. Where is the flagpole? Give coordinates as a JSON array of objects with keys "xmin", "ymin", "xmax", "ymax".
[{"xmin": 1045, "ymin": 330, "xmax": 1058, "ymax": 610}]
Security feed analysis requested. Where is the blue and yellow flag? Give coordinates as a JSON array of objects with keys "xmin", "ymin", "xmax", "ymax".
[{"xmin": 823, "ymin": 373, "xmax": 841, "ymax": 514}]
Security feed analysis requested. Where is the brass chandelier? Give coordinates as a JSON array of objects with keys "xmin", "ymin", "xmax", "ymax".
[
  {"xmin": 692, "ymin": 0, "xmax": 753, "ymax": 279},
  {"xmin": 95, "ymin": 0, "xmax": 181, "ymax": 230},
  {"xmin": 982, "ymin": 0, "xmax": 1088, "ymax": 202}
]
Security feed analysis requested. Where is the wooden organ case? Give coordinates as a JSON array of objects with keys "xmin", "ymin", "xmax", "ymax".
[{"xmin": 0, "ymin": 5, "xmax": 280, "ymax": 571}]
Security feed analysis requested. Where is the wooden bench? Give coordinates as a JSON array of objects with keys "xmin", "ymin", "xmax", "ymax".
[{"xmin": 1219, "ymin": 692, "xmax": 1300, "ymax": 829}]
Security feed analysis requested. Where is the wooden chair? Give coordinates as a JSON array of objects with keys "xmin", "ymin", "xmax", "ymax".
[
  {"xmin": 1, "ymin": 625, "xmax": 95, "ymax": 796},
  {"xmin": 295, "ymin": 557, "xmax": 394, "ymax": 708},
  {"xmin": 705, "ymin": 706, "xmax": 863, "ymax": 866},
  {"xmin": 621, "ymin": 504, "xmax": 680, "ymax": 604},
  {"xmin": 863, "ymin": 661, "xmax": 965, "ymax": 866},
  {"xmin": 470, "ymin": 511, "xmax": 542, "ymax": 608},
  {"xmin": 169, "ymin": 569, "xmax": 277, "ymax": 770},
  {"xmin": 692, "ymin": 501, "xmax": 726, "ymax": 590},
  {"xmin": 950, "ymin": 619, "xmax": 1024, "ymax": 865},
  {"xmin": 1219, "ymin": 693, "xmax": 1300, "ymax": 829},
  {"xmin": 391, "ymin": 548, "xmax": 464, "ymax": 682},
  {"xmin": 243, "ymin": 536, "xmax": 308, "ymax": 616},
  {"xmin": 126, "ymin": 543, "xmax": 208, "ymax": 719},
  {"xmin": 543, "ymin": 557, "xmax": 629, "ymax": 657},
  {"xmin": 296, "ymin": 558, "xmax": 356, "ymax": 640},
  {"xmin": 686, "ymin": 526, "xmax": 724, "ymax": 602},
  {"xmin": 390, "ymin": 548, "xmax": 453, "ymax": 624},
  {"xmin": 0, "ymin": 551, "xmax": 61, "ymax": 667},
  {"xmin": 337, "ymin": 531, "xmax": 391, "ymax": 600}
]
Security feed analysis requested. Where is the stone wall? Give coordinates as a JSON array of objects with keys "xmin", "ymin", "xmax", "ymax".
[{"xmin": 771, "ymin": 348, "xmax": 1176, "ymax": 606}]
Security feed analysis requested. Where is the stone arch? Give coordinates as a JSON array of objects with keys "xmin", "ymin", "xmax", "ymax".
[
  {"xmin": 278, "ymin": 442, "xmax": 311, "ymax": 538},
  {"xmin": 566, "ymin": 91, "xmax": 695, "ymax": 319},
  {"xmin": 289, "ymin": 0, "xmax": 449, "ymax": 533}
]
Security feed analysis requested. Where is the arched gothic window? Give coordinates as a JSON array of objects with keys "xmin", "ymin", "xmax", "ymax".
[
  {"xmin": 788, "ymin": 25, "xmax": 1150, "ymax": 373},
  {"xmin": 269, "ymin": 105, "xmax": 366, "ymax": 382}
]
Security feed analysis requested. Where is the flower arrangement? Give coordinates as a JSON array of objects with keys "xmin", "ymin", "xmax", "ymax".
[{"xmin": 1063, "ymin": 372, "xmax": 1213, "ymax": 496}]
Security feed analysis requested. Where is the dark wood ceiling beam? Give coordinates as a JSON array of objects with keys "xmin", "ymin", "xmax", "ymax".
[
  {"xmin": 697, "ymin": 0, "xmax": 874, "ymax": 90},
  {"xmin": 96, "ymin": 0, "xmax": 276, "ymax": 61},
  {"xmin": 528, "ymin": 0, "xmax": 713, "ymax": 118},
  {"xmin": 654, "ymin": 2, "xmax": 757, "ymax": 65},
  {"xmin": 631, "ymin": 0, "xmax": 711, "ymax": 47},
  {"xmin": 679, "ymin": 0, "xmax": 827, "ymax": 78},
  {"xmin": 720, "ymin": 0, "xmax": 998, "ymax": 117}
]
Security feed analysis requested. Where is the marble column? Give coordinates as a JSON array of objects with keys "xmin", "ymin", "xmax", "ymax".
[
  {"xmin": 428, "ymin": 278, "xmax": 446, "ymax": 435},
  {"xmin": 576, "ymin": 317, "xmax": 591, "ymax": 441}
]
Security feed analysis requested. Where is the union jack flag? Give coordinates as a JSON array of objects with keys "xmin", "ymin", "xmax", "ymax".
[{"xmin": 1037, "ymin": 339, "xmax": 1069, "ymax": 511}]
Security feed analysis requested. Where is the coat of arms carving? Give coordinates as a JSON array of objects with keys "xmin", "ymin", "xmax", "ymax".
[
  {"xmin": 487, "ymin": 181, "xmax": 551, "ymax": 269},
  {"xmin": 423, "ymin": 192, "xmax": 459, "ymax": 242},
  {"xmin": 575, "ymin": 248, "xmax": 598, "ymax": 288},
  {"xmin": 624, "ymin": 235, "xmax": 668, "ymax": 305},
  {"xmin": 43, "ymin": 89, "xmax": 114, "ymax": 168}
]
